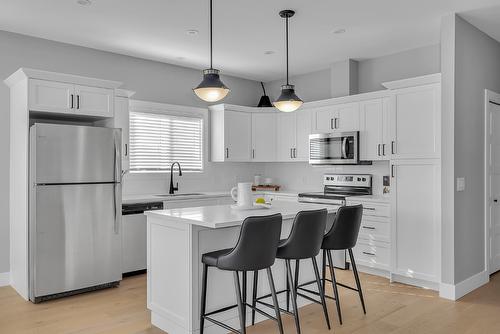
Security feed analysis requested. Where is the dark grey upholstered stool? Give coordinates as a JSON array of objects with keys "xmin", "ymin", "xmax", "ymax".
[
  {"xmin": 199, "ymin": 213, "xmax": 284, "ymax": 334},
  {"xmin": 319, "ymin": 204, "xmax": 366, "ymax": 325},
  {"xmin": 251, "ymin": 209, "xmax": 330, "ymax": 334}
]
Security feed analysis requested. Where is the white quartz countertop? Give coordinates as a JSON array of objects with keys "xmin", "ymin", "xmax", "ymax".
[
  {"xmin": 145, "ymin": 200, "xmax": 337, "ymax": 229},
  {"xmin": 345, "ymin": 194, "xmax": 390, "ymax": 203}
]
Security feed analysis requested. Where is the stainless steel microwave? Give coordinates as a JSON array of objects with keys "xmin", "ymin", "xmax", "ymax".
[{"xmin": 309, "ymin": 131, "xmax": 359, "ymax": 165}]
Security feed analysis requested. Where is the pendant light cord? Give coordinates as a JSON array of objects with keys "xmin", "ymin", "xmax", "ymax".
[
  {"xmin": 209, "ymin": 0, "xmax": 213, "ymax": 69},
  {"xmin": 285, "ymin": 15, "xmax": 289, "ymax": 85}
]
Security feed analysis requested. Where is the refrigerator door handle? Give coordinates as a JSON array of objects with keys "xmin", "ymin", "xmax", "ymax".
[
  {"xmin": 114, "ymin": 131, "xmax": 121, "ymax": 182},
  {"xmin": 113, "ymin": 183, "xmax": 120, "ymax": 234}
]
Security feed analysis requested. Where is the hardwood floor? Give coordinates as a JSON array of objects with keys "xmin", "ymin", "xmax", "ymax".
[{"xmin": 0, "ymin": 270, "xmax": 499, "ymax": 334}]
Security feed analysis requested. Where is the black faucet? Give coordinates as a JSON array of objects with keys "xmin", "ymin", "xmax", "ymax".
[{"xmin": 169, "ymin": 162, "xmax": 183, "ymax": 194}]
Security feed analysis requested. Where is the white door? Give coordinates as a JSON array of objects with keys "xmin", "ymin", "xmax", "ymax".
[
  {"xmin": 276, "ymin": 112, "xmax": 296, "ymax": 161},
  {"xmin": 315, "ymin": 107, "xmax": 337, "ymax": 132},
  {"xmin": 251, "ymin": 113, "xmax": 277, "ymax": 161},
  {"xmin": 28, "ymin": 79, "xmax": 74, "ymax": 114},
  {"xmin": 74, "ymin": 85, "xmax": 114, "ymax": 117},
  {"xmin": 360, "ymin": 99, "xmax": 383, "ymax": 161},
  {"xmin": 390, "ymin": 84, "xmax": 440, "ymax": 159},
  {"xmin": 295, "ymin": 109, "xmax": 312, "ymax": 161},
  {"xmin": 391, "ymin": 159, "xmax": 440, "ymax": 283},
  {"xmin": 224, "ymin": 110, "xmax": 252, "ymax": 161},
  {"xmin": 335, "ymin": 102, "xmax": 360, "ymax": 132},
  {"xmin": 487, "ymin": 91, "xmax": 500, "ymax": 274}
]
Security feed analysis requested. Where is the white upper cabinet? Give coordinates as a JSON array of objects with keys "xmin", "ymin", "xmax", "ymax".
[
  {"xmin": 210, "ymin": 107, "xmax": 252, "ymax": 162},
  {"xmin": 388, "ymin": 84, "xmax": 441, "ymax": 159},
  {"xmin": 315, "ymin": 102, "xmax": 359, "ymax": 132},
  {"xmin": 74, "ymin": 84, "xmax": 114, "ymax": 117},
  {"xmin": 276, "ymin": 112, "xmax": 296, "ymax": 161},
  {"xmin": 251, "ymin": 113, "xmax": 277, "ymax": 161},
  {"xmin": 29, "ymin": 79, "xmax": 73, "ymax": 113},
  {"xmin": 295, "ymin": 108, "xmax": 312, "ymax": 160},
  {"xmin": 359, "ymin": 98, "xmax": 390, "ymax": 161}
]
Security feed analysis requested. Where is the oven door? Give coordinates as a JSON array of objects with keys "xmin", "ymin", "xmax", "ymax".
[{"xmin": 309, "ymin": 131, "xmax": 359, "ymax": 164}]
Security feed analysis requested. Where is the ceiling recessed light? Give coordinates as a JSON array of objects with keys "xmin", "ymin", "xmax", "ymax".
[
  {"xmin": 264, "ymin": 50, "xmax": 275, "ymax": 55},
  {"xmin": 332, "ymin": 28, "xmax": 346, "ymax": 34},
  {"xmin": 186, "ymin": 29, "xmax": 199, "ymax": 36},
  {"xmin": 176, "ymin": 56, "xmax": 186, "ymax": 60},
  {"xmin": 77, "ymin": 0, "xmax": 92, "ymax": 6}
]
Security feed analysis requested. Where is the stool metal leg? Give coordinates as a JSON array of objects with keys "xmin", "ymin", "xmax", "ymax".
[
  {"xmin": 286, "ymin": 271, "xmax": 290, "ymax": 312},
  {"xmin": 266, "ymin": 267, "xmax": 284, "ymax": 334},
  {"xmin": 251, "ymin": 270, "xmax": 258, "ymax": 325},
  {"xmin": 294, "ymin": 259, "xmax": 300, "ymax": 292},
  {"xmin": 286, "ymin": 259, "xmax": 301, "ymax": 334},
  {"xmin": 312, "ymin": 256, "xmax": 331, "ymax": 330},
  {"xmin": 200, "ymin": 263, "xmax": 208, "ymax": 334},
  {"xmin": 348, "ymin": 248, "xmax": 366, "ymax": 314},
  {"xmin": 242, "ymin": 271, "xmax": 247, "ymax": 327},
  {"xmin": 321, "ymin": 249, "xmax": 326, "ymax": 296},
  {"xmin": 233, "ymin": 271, "xmax": 246, "ymax": 334},
  {"xmin": 327, "ymin": 250, "xmax": 343, "ymax": 325}
]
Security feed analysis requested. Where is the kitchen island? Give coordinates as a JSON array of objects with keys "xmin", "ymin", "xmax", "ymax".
[{"xmin": 145, "ymin": 201, "xmax": 336, "ymax": 334}]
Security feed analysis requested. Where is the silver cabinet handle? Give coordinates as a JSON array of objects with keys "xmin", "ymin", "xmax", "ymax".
[
  {"xmin": 293, "ymin": 148, "xmax": 297, "ymax": 158},
  {"xmin": 391, "ymin": 141, "xmax": 396, "ymax": 154},
  {"xmin": 364, "ymin": 207, "xmax": 376, "ymax": 211},
  {"xmin": 290, "ymin": 148, "xmax": 293, "ymax": 159},
  {"xmin": 382, "ymin": 143, "xmax": 386, "ymax": 156},
  {"xmin": 377, "ymin": 144, "xmax": 381, "ymax": 156},
  {"xmin": 362, "ymin": 226, "xmax": 376, "ymax": 230},
  {"xmin": 391, "ymin": 164, "xmax": 395, "ymax": 178},
  {"xmin": 252, "ymin": 149, "xmax": 255, "ymax": 159},
  {"xmin": 70, "ymin": 94, "xmax": 74, "ymax": 109},
  {"xmin": 331, "ymin": 118, "xmax": 334, "ymax": 130},
  {"xmin": 124, "ymin": 143, "xmax": 128, "ymax": 157},
  {"xmin": 225, "ymin": 148, "xmax": 229, "ymax": 159},
  {"xmin": 362, "ymin": 251, "xmax": 376, "ymax": 256},
  {"xmin": 336, "ymin": 118, "xmax": 339, "ymax": 129},
  {"xmin": 76, "ymin": 95, "xmax": 80, "ymax": 109}
]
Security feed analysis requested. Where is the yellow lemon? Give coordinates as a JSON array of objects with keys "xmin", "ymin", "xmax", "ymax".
[{"xmin": 255, "ymin": 197, "xmax": 266, "ymax": 204}]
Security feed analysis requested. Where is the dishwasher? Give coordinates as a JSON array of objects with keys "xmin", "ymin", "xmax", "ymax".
[{"xmin": 122, "ymin": 201, "xmax": 164, "ymax": 275}]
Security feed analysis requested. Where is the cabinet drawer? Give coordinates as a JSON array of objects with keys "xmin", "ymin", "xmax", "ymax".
[
  {"xmin": 352, "ymin": 241, "xmax": 390, "ymax": 270},
  {"xmin": 347, "ymin": 201, "xmax": 390, "ymax": 217},
  {"xmin": 358, "ymin": 219, "xmax": 390, "ymax": 242}
]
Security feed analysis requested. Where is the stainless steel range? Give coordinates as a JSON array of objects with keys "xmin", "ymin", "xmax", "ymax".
[{"xmin": 298, "ymin": 174, "xmax": 372, "ymax": 269}]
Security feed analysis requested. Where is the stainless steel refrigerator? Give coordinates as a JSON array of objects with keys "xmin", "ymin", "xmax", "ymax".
[{"xmin": 29, "ymin": 123, "xmax": 122, "ymax": 303}]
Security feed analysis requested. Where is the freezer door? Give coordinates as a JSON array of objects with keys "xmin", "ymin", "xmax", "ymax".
[
  {"xmin": 31, "ymin": 123, "xmax": 121, "ymax": 184},
  {"xmin": 30, "ymin": 183, "xmax": 122, "ymax": 300}
]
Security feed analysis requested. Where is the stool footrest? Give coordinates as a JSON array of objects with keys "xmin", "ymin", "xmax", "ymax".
[
  {"xmin": 244, "ymin": 302, "xmax": 280, "ymax": 322},
  {"xmin": 203, "ymin": 316, "xmax": 240, "ymax": 334},
  {"xmin": 256, "ymin": 300, "xmax": 294, "ymax": 317},
  {"xmin": 335, "ymin": 281, "xmax": 360, "ymax": 292},
  {"xmin": 204, "ymin": 304, "xmax": 238, "ymax": 317}
]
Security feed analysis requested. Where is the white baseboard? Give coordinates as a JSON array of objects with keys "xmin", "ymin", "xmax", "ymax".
[
  {"xmin": 439, "ymin": 270, "xmax": 489, "ymax": 300},
  {"xmin": 0, "ymin": 272, "xmax": 10, "ymax": 287}
]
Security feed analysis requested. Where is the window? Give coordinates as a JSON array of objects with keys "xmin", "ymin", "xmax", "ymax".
[{"xmin": 129, "ymin": 111, "xmax": 203, "ymax": 172}]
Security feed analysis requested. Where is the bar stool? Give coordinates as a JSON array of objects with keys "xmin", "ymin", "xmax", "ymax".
[
  {"xmin": 251, "ymin": 209, "xmax": 330, "ymax": 334},
  {"xmin": 199, "ymin": 213, "xmax": 284, "ymax": 334},
  {"xmin": 321, "ymin": 204, "xmax": 366, "ymax": 325}
]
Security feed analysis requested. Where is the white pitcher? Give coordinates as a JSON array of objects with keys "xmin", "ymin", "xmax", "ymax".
[{"xmin": 231, "ymin": 182, "xmax": 253, "ymax": 208}]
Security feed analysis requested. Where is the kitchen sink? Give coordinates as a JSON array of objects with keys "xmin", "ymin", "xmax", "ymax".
[{"xmin": 154, "ymin": 193, "xmax": 205, "ymax": 197}]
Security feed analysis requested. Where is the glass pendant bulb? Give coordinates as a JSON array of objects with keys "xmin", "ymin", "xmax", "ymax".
[
  {"xmin": 274, "ymin": 84, "xmax": 303, "ymax": 112},
  {"xmin": 193, "ymin": 69, "xmax": 230, "ymax": 102}
]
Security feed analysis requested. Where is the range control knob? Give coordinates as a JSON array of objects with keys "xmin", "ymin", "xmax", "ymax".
[{"xmin": 357, "ymin": 177, "xmax": 361, "ymax": 181}]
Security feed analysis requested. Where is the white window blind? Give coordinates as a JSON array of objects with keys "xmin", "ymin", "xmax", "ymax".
[{"xmin": 129, "ymin": 111, "xmax": 203, "ymax": 172}]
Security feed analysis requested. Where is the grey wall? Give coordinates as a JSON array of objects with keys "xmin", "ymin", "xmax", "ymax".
[
  {"xmin": 0, "ymin": 30, "xmax": 263, "ymax": 274},
  {"xmin": 265, "ymin": 44, "xmax": 441, "ymax": 102},
  {"xmin": 453, "ymin": 15, "xmax": 500, "ymax": 283}
]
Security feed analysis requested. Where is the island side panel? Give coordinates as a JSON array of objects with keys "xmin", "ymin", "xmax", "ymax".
[{"xmin": 147, "ymin": 215, "xmax": 194, "ymax": 334}]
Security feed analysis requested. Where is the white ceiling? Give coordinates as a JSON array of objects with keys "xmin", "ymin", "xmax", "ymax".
[{"xmin": 0, "ymin": 0, "xmax": 500, "ymax": 81}]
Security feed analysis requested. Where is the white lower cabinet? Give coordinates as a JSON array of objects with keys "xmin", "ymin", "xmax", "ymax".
[{"xmin": 390, "ymin": 159, "xmax": 440, "ymax": 284}]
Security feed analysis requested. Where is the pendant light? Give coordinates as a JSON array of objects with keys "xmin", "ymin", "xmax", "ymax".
[
  {"xmin": 193, "ymin": 0, "xmax": 230, "ymax": 102},
  {"xmin": 274, "ymin": 10, "xmax": 303, "ymax": 112}
]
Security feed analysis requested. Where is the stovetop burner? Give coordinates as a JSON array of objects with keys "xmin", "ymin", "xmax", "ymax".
[{"xmin": 298, "ymin": 174, "xmax": 372, "ymax": 204}]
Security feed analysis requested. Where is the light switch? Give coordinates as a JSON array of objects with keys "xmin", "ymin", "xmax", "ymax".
[{"xmin": 456, "ymin": 177, "xmax": 465, "ymax": 192}]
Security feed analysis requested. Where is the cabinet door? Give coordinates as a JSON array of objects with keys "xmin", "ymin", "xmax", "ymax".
[
  {"xmin": 28, "ymin": 79, "xmax": 74, "ymax": 113},
  {"xmin": 276, "ymin": 112, "xmax": 296, "ymax": 161},
  {"xmin": 224, "ymin": 110, "xmax": 252, "ymax": 161},
  {"xmin": 315, "ymin": 107, "xmax": 337, "ymax": 132},
  {"xmin": 391, "ymin": 160, "xmax": 440, "ymax": 283},
  {"xmin": 251, "ymin": 113, "xmax": 277, "ymax": 161},
  {"xmin": 389, "ymin": 85, "xmax": 440, "ymax": 159},
  {"xmin": 335, "ymin": 102, "xmax": 360, "ymax": 131},
  {"xmin": 74, "ymin": 85, "xmax": 114, "ymax": 117},
  {"xmin": 114, "ymin": 96, "xmax": 130, "ymax": 170},
  {"xmin": 359, "ymin": 99, "xmax": 384, "ymax": 161},
  {"xmin": 295, "ymin": 109, "xmax": 312, "ymax": 161}
]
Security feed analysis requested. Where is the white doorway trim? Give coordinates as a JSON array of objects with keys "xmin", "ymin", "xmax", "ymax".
[{"xmin": 484, "ymin": 89, "xmax": 500, "ymax": 275}]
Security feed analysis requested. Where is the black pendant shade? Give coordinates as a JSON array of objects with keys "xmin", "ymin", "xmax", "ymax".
[
  {"xmin": 193, "ymin": 0, "xmax": 230, "ymax": 102},
  {"xmin": 257, "ymin": 82, "xmax": 273, "ymax": 107}
]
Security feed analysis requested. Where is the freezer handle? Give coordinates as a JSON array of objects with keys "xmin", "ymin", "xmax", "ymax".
[
  {"xmin": 114, "ymin": 131, "xmax": 121, "ymax": 182},
  {"xmin": 113, "ymin": 183, "xmax": 121, "ymax": 234}
]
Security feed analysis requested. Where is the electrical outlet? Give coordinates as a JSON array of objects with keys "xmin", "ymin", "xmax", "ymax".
[{"xmin": 456, "ymin": 177, "xmax": 465, "ymax": 192}]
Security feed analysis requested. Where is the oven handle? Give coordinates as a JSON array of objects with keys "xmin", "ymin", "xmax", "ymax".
[{"xmin": 341, "ymin": 137, "xmax": 348, "ymax": 159}]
